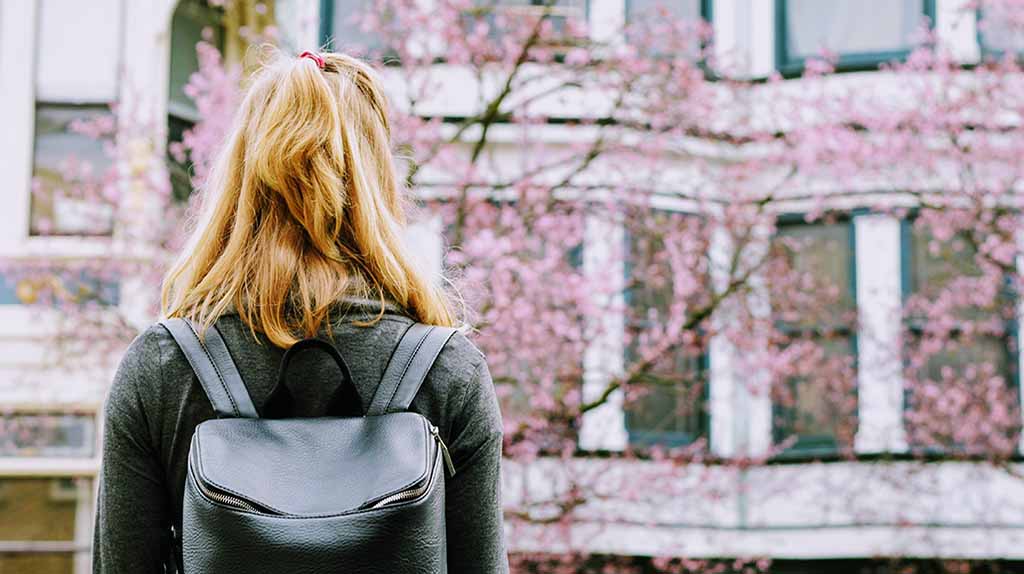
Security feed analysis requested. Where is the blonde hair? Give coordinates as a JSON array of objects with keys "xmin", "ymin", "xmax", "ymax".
[{"xmin": 161, "ymin": 46, "xmax": 458, "ymax": 347}]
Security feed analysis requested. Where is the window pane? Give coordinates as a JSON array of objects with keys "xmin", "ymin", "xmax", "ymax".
[
  {"xmin": 488, "ymin": 0, "xmax": 586, "ymax": 13},
  {"xmin": 906, "ymin": 334, "xmax": 1021, "ymax": 452},
  {"xmin": 167, "ymin": 0, "xmax": 226, "ymax": 204},
  {"xmin": 624, "ymin": 352, "xmax": 706, "ymax": 446},
  {"xmin": 979, "ymin": 4, "xmax": 1024, "ymax": 54},
  {"xmin": 923, "ymin": 336, "xmax": 1010, "ymax": 382},
  {"xmin": 331, "ymin": 0, "xmax": 385, "ymax": 54},
  {"xmin": 908, "ymin": 223, "xmax": 1012, "ymax": 326},
  {"xmin": 629, "ymin": 0, "xmax": 701, "ymax": 22},
  {"xmin": 168, "ymin": 0, "xmax": 225, "ymax": 120},
  {"xmin": 0, "ymin": 414, "xmax": 96, "ymax": 457},
  {"xmin": 627, "ymin": 0, "xmax": 704, "ymax": 55},
  {"xmin": 904, "ymin": 220, "xmax": 1020, "ymax": 452},
  {"xmin": 774, "ymin": 336, "xmax": 857, "ymax": 449},
  {"xmin": 463, "ymin": 0, "xmax": 588, "ymax": 47},
  {"xmin": 0, "ymin": 478, "xmax": 92, "ymax": 574},
  {"xmin": 774, "ymin": 220, "xmax": 855, "ymax": 325},
  {"xmin": 30, "ymin": 105, "xmax": 116, "ymax": 236},
  {"xmin": 910, "ymin": 225, "xmax": 981, "ymax": 294},
  {"xmin": 785, "ymin": 0, "xmax": 923, "ymax": 60}
]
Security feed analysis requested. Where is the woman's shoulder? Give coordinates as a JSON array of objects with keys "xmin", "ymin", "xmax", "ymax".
[
  {"xmin": 432, "ymin": 327, "xmax": 488, "ymax": 374},
  {"xmin": 334, "ymin": 312, "xmax": 497, "ymax": 431},
  {"xmin": 428, "ymin": 329, "xmax": 502, "ymax": 439},
  {"xmin": 102, "ymin": 323, "xmax": 181, "ymax": 440}
]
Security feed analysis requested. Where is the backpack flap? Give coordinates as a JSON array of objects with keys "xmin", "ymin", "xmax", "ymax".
[{"xmin": 189, "ymin": 413, "xmax": 438, "ymax": 516}]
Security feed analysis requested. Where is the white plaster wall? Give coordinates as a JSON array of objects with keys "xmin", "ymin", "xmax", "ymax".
[{"xmin": 503, "ymin": 458, "xmax": 1024, "ymax": 558}]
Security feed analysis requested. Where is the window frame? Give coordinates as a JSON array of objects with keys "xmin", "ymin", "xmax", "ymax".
[
  {"xmin": 774, "ymin": 0, "xmax": 937, "ymax": 77},
  {"xmin": 770, "ymin": 213, "xmax": 860, "ymax": 458}
]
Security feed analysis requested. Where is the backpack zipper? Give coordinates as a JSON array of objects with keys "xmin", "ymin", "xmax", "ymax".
[
  {"xmin": 193, "ymin": 475, "xmax": 263, "ymax": 513},
  {"xmin": 369, "ymin": 424, "xmax": 454, "ymax": 509},
  {"xmin": 429, "ymin": 424, "xmax": 457, "ymax": 477},
  {"xmin": 369, "ymin": 476, "xmax": 431, "ymax": 509},
  {"xmin": 193, "ymin": 422, "xmax": 454, "ymax": 514}
]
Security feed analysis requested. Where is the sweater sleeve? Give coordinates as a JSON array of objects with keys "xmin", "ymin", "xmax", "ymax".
[
  {"xmin": 443, "ymin": 355, "xmax": 510, "ymax": 574},
  {"xmin": 93, "ymin": 329, "xmax": 173, "ymax": 573}
]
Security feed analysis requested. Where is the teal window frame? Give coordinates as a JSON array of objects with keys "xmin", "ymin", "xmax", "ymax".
[
  {"xmin": 319, "ymin": 0, "xmax": 334, "ymax": 50},
  {"xmin": 770, "ymin": 213, "xmax": 860, "ymax": 457},
  {"xmin": 774, "ymin": 0, "xmax": 937, "ymax": 77}
]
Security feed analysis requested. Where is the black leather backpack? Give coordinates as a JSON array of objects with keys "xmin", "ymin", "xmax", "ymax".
[{"xmin": 159, "ymin": 318, "xmax": 457, "ymax": 573}]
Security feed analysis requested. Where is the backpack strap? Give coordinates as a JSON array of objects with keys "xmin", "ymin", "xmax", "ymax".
[
  {"xmin": 159, "ymin": 318, "xmax": 259, "ymax": 419},
  {"xmin": 365, "ymin": 323, "xmax": 458, "ymax": 416}
]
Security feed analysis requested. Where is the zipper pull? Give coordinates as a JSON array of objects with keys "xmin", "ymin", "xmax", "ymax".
[{"xmin": 430, "ymin": 424, "xmax": 457, "ymax": 477}]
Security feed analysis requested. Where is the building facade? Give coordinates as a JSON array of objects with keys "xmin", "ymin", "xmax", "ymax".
[{"xmin": 0, "ymin": 0, "xmax": 1022, "ymax": 572}]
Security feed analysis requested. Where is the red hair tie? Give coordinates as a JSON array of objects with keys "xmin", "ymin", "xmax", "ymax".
[{"xmin": 298, "ymin": 50, "xmax": 325, "ymax": 69}]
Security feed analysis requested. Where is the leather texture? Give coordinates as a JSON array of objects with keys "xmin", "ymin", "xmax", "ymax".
[
  {"xmin": 367, "ymin": 323, "xmax": 458, "ymax": 416},
  {"xmin": 184, "ymin": 450, "xmax": 447, "ymax": 574},
  {"xmin": 159, "ymin": 319, "xmax": 258, "ymax": 418},
  {"xmin": 162, "ymin": 317, "xmax": 455, "ymax": 573},
  {"xmin": 191, "ymin": 414, "xmax": 433, "ymax": 515}
]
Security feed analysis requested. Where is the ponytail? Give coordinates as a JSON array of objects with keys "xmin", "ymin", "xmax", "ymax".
[{"xmin": 162, "ymin": 46, "xmax": 459, "ymax": 347}]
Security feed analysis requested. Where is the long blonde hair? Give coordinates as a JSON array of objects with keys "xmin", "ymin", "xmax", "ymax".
[{"xmin": 162, "ymin": 46, "xmax": 458, "ymax": 347}]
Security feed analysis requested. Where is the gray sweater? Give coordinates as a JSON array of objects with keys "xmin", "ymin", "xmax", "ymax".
[{"xmin": 92, "ymin": 298, "xmax": 510, "ymax": 573}]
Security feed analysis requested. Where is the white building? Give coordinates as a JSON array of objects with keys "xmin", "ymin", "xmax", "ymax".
[{"xmin": 0, "ymin": 1, "xmax": 1022, "ymax": 572}]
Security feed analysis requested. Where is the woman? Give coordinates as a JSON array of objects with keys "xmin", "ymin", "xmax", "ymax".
[{"xmin": 92, "ymin": 48, "xmax": 509, "ymax": 573}]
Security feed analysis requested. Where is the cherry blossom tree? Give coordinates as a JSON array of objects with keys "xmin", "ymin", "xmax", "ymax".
[{"xmin": 7, "ymin": 0, "xmax": 1024, "ymax": 571}]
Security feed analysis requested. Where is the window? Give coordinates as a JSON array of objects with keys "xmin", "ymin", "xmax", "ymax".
[
  {"xmin": 463, "ymin": 0, "xmax": 589, "ymax": 53},
  {"xmin": 901, "ymin": 220, "xmax": 1020, "ymax": 453},
  {"xmin": 770, "ymin": 218, "xmax": 858, "ymax": 454},
  {"xmin": 30, "ymin": 104, "xmax": 116, "ymax": 236},
  {"xmin": 482, "ymin": 0, "xmax": 587, "ymax": 33},
  {"xmin": 627, "ymin": 0, "xmax": 706, "ymax": 22},
  {"xmin": 321, "ymin": 0, "xmax": 389, "ymax": 57},
  {"xmin": 168, "ymin": 0, "xmax": 226, "ymax": 202},
  {"xmin": 30, "ymin": 0, "xmax": 121, "ymax": 236},
  {"xmin": 626, "ymin": 0, "xmax": 710, "ymax": 56},
  {"xmin": 0, "ymin": 477, "xmax": 94, "ymax": 573},
  {"xmin": 622, "ymin": 211, "xmax": 709, "ymax": 448},
  {"xmin": 0, "ymin": 413, "xmax": 96, "ymax": 572},
  {"xmin": 978, "ymin": 3, "xmax": 1024, "ymax": 57},
  {"xmin": 0, "ymin": 413, "xmax": 96, "ymax": 457},
  {"xmin": 775, "ymin": 0, "xmax": 935, "ymax": 76},
  {"xmin": 324, "ymin": 0, "xmax": 588, "ymax": 63}
]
